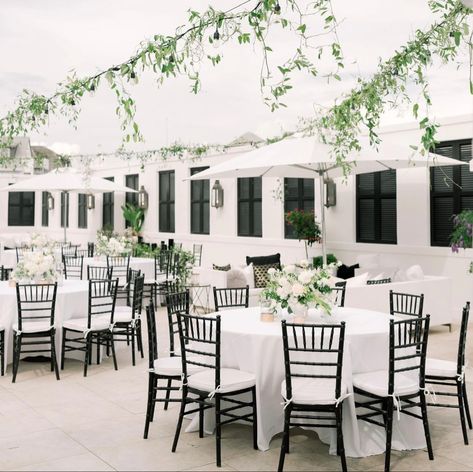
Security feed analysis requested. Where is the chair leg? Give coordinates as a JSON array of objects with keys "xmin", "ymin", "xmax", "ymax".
[
  {"xmin": 384, "ymin": 397, "xmax": 394, "ymax": 472},
  {"xmin": 143, "ymin": 374, "xmax": 155, "ymax": 439},
  {"xmin": 110, "ymin": 335, "xmax": 118, "ymax": 371},
  {"xmin": 336, "ymin": 405, "xmax": 347, "ymax": 472},
  {"xmin": 137, "ymin": 321, "xmax": 144, "ymax": 359},
  {"xmin": 150, "ymin": 376, "xmax": 158, "ymax": 422},
  {"xmin": 60, "ymin": 328, "xmax": 66, "ymax": 370},
  {"xmin": 172, "ymin": 390, "xmax": 188, "ymax": 452},
  {"xmin": 420, "ymin": 391, "xmax": 434, "ymax": 458},
  {"xmin": 278, "ymin": 408, "xmax": 291, "ymax": 472},
  {"xmin": 84, "ymin": 334, "xmax": 91, "ymax": 377},
  {"xmin": 0, "ymin": 330, "xmax": 4, "ymax": 376},
  {"xmin": 12, "ymin": 334, "xmax": 22, "ymax": 383},
  {"xmin": 199, "ymin": 402, "xmax": 204, "ymax": 438},
  {"xmin": 457, "ymin": 382, "xmax": 469, "ymax": 445},
  {"xmin": 252, "ymin": 386, "xmax": 258, "ymax": 450},
  {"xmin": 463, "ymin": 382, "xmax": 472, "ymax": 430},
  {"xmin": 51, "ymin": 333, "xmax": 60, "ymax": 381},
  {"xmin": 96, "ymin": 334, "xmax": 101, "ymax": 365},
  {"xmin": 164, "ymin": 379, "xmax": 172, "ymax": 410},
  {"xmin": 215, "ymin": 394, "xmax": 222, "ymax": 467},
  {"xmin": 131, "ymin": 327, "xmax": 136, "ymax": 367}
]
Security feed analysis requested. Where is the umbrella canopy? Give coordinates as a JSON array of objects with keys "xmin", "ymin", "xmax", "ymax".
[
  {"xmin": 190, "ymin": 136, "xmax": 466, "ymax": 265},
  {"xmin": 0, "ymin": 167, "xmax": 137, "ymax": 193}
]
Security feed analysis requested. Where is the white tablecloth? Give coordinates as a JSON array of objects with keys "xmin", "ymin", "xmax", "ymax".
[
  {"xmin": 0, "ymin": 280, "xmax": 89, "ymax": 370},
  {"xmin": 82, "ymin": 257, "xmax": 155, "ymax": 280},
  {"xmin": 190, "ymin": 306, "xmax": 426, "ymax": 458}
]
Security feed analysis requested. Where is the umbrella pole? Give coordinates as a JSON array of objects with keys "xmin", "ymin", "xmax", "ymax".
[
  {"xmin": 318, "ymin": 173, "xmax": 327, "ymax": 267},
  {"xmin": 63, "ymin": 191, "xmax": 68, "ymax": 243}
]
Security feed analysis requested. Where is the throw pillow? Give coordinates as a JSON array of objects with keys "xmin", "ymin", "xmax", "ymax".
[
  {"xmin": 226, "ymin": 269, "xmax": 248, "ymax": 289},
  {"xmin": 346, "ymin": 272, "xmax": 369, "ymax": 287},
  {"xmin": 246, "ymin": 253, "xmax": 281, "ymax": 270},
  {"xmin": 394, "ymin": 269, "xmax": 408, "ymax": 282},
  {"xmin": 356, "ymin": 253, "xmax": 380, "ymax": 269},
  {"xmin": 406, "ymin": 264, "xmax": 424, "ymax": 281},
  {"xmin": 212, "ymin": 263, "xmax": 231, "ymax": 272},
  {"xmin": 336, "ymin": 263, "xmax": 360, "ymax": 280},
  {"xmin": 253, "ymin": 262, "xmax": 279, "ymax": 289}
]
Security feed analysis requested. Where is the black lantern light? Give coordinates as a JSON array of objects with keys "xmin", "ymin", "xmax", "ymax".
[
  {"xmin": 325, "ymin": 179, "xmax": 337, "ymax": 208},
  {"xmin": 211, "ymin": 180, "xmax": 224, "ymax": 208},
  {"xmin": 138, "ymin": 185, "xmax": 149, "ymax": 210},
  {"xmin": 86, "ymin": 194, "xmax": 95, "ymax": 210}
]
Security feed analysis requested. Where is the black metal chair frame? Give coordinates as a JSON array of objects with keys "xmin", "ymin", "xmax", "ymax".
[
  {"xmin": 61, "ymin": 245, "xmax": 79, "ymax": 257},
  {"xmin": 15, "ymin": 246, "xmax": 33, "ymax": 263},
  {"xmin": 278, "ymin": 321, "xmax": 347, "ymax": 472},
  {"xmin": 87, "ymin": 242, "xmax": 95, "ymax": 257},
  {"xmin": 172, "ymin": 312, "xmax": 258, "ymax": 467},
  {"xmin": 213, "ymin": 286, "xmax": 249, "ymax": 311},
  {"xmin": 0, "ymin": 328, "xmax": 4, "ymax": 376},
  {"xmin": 144, "ymin": 250, "xmax": 180, "ymax": 307},
  {"xmin": 61, "ymin": 279, "xmax": 119, "ymax": 377},
  {"xmin": 13, "ymin": 283, "xmax": 59, "ymax": 382},
  {"xmin": 143, "ymin": 296, "xmax": 187, "ymax": 439},
  {"xmin": 63, "ymin": 255, "xmax": 84, "ymax": 280},
  {"xmin": 0, "ymin": 265, "xmax": 12, "ymax": 281},
  {"xmin": 112, "ymin": 271, "xmax": 145, "ymax": 366},
  {"xmin": 107, "ymin": 255, "xmax": 131, "ymax": 301},
  {"xmin": 354, "ymin": 315, "xmax": 433, "ymax": 472},
  {"xmin": 332, "ymin": 281, "xmax": 346, "ymax": 307},
  {"xmin": 367, "ymin": 278, "xmax": 392, "ymax": 285},
  {"xmin": 87, "ymin": 265, "xmax": 113, "ymax": 281},
  {"xmin": 426, "ymin": 302, "xmax": 472, "ymax": 444},
  {"xmin": 389, "ymin": 290, "xmax": 424, "ymax": 319}
]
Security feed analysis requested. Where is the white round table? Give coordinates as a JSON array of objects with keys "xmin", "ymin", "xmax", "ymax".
[
  {"xmin": 0, "ymin": 280, "xmax": 89, "ymax": 371},
  {"xmin": 83, "ymin": 257, "xmax": 155, "ymax": 280},
  {"xmin": 190, "ymin": 306, "xmax": 426, "ymax": 458}
]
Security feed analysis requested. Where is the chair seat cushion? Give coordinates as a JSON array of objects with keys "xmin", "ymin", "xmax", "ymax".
[
  {"xmin": 281, "ymin": 378, "xmax": 348, "ymax": 405},
  {"xmin": 113, "ymin": 307, "xmax": 135, "ymax": 323},
  {"xmin": 13, "ymin": 321, "xmax": 53, "ymax": 333},
  {"xmin": 426, "ymin": 358, "xmax": 458, "ymax": 378},
  {"xmin": 353, "ymin": 370, "xmax": 419, "ymax": 397},
  {"xmin": 153, "ymin": 356, "xmax": 203, "ymax": 376},
  {"xmin": 144, "ymin": 274, "xmax": 167, "ymax": 285},
  {"xmin": 188, "ymin": 367, "xmax": 256, "ymax": 394},
  {"xmin": 63, "ymin": 317, "xmax": 110, "ymax": 332}
]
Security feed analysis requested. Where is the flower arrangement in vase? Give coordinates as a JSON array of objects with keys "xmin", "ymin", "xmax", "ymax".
[
  {"xmin": 95, "ymin": 230, "xmax": 134, "ymax": 257},
  {"xmin": 11, "ymin": 251, "xmax": 61, "ymax": 284},
  {"xmin": 261, "ymin": 260, "xmax": 333, "ymax": 322}
]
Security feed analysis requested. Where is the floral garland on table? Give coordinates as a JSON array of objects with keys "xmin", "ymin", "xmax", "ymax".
[
  {"xmin": 262, "ymin": 260, "xmax": 333, "ymax": 315},
  {"xmin": 11, "ymin": 251, "xmax": 61, "ymax": 283},
  {"xmin": 95, "ymin": 230, "xmax": 134, "ymax": 257}
]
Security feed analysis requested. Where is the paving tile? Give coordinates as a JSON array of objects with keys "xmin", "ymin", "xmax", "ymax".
[{"xmin": 12, "ymin": 452, "xmax": 115, "ymax": 471}]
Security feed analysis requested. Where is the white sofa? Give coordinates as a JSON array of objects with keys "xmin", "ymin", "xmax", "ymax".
[{"xmin": 344, "ymin": 275, "xmax": 453, "ymax": 327}]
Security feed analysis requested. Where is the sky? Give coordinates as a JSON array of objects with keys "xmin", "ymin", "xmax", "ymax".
[{"xmin": 0, "ymin": 0, "xmax": 471, "ymax": 155}]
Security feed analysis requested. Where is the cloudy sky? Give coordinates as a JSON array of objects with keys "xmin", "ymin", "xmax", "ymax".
[{"xmin": 0, "ymin": 0, "xmax": 471, "ymax": 155}]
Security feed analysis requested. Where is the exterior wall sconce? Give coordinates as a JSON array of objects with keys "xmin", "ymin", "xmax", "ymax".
[
  {"xmin": 87, "ymin": 194, "xmax": 95, "ymax": 210},
  {"xmin": 325, "ymin": 179, "xmax": 337, "ymax": 208},
  {"xmin": 47, "ymin": 193, "xmax": 54, "ymax": 210},
  {"xmin": 138, "ymin": 185, "xmax": 149, "ymax": 210},
  {"xmin": 211, "ymin": 180, "xmax": 224, "ymax": 208}
]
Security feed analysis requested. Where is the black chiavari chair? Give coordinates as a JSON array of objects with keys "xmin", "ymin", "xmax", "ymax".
[
  {"xmin": 61, "ymin": 279, "xmax": 119, "ymax": 376},
  {"xmin": 87, "ymin": 242, "xmax": 95, "ymax": 257},
  {"xmin": 278, "ymin": 321, "xmax": 347, "ymax": 472},
  {"xmin": 172, "ymin": 313, "xmax": 257, "ymax": 467},
  {"xmin": 426, "ymin": 302, "xmax": 471, "ymax": 444},
  {"xmin": 213, "ymin": 286, "xmax": 249, "ymax": 311},
  {"xmin": 87, "ymin": 265, "xmax": 112, "ymax": 281},
  {"xmin": 389, "ymin": 290, "xmax": 424, "ymax": 319},
  {"xmin": 62, "ymin": 245, "xmax": 79, "ymax": 257},
  {"xmin": 106, "ymin": 255, "xmax": 131, "ymax": 302},
  {"xmin": 15, "ymin": 246, "xmax": 33, "ymax": 263},
  {"xmin": 63, "ymin": 255, "xmax": 84, "ymax": 280},
  {"xmin": 353, "ymin": 316, "xmax": 433, "ymax": 472},
  {"xmin": 0, "ymin": 265, "xmax": 12, "ymax": 281},
  {"xmin": 367, "ymin": 277, "xmax": 392, "ymax": 285},
  {"xmin": 331, "ymin": 281, "xmax": 346, "ymax": 307},
  {"xmin": 76, "ymin": 248, "xmax": 89, "ymax": 258},
  {"xmin": 13, "ymin": 283, "xmax": 59, "ymax": 382}
]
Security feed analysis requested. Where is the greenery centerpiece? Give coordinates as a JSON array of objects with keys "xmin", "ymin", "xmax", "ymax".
[
  {"xmin": 285, "ymin": 209, "xmax": 322, "ymax": 259},
  {"xmin": 262, "ymin": 261, "xmax": 332, "ymax": 320},
  {"xmin": 95, "ymin": 229, "xmax": 134, "ymax": 257}
]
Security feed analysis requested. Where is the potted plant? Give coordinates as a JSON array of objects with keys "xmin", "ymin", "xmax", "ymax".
[
  {"xmin": 285, "ymin": 209, "xmax": 322, "ymax": 259},
  {"xmin": 122, "ymin": 203, "xmax": 145, "ymax": 242}
]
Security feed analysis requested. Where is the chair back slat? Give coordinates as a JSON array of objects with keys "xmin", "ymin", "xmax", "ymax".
[
  {"xmin": 389, "ymin": 290, "xmax": 424, "ymax": 319},
  {"xmin": 282, "ymin": 321, "xmax": 346, "ymax": 402},
  {"xmin": 16, "ymin": 283, "xmax": 58, "ymax": 331},
  {"xmin": 87, "ymin": 265, "xmax": 112, "ymax": 281},
  {"xmin": 213, "ymin": 286, "xmax": 249, "ymax": 311},
  {"xmin": 165, "ymin": 290, "xmax": 190, "ymax": 356}
]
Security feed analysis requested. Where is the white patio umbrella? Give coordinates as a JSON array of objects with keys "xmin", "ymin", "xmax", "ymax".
[
  {"xmin": 190, "ymin": 136, "xmax": 466, "ymax": 265},
  {"xmin": 0, "ymin": 167, "xmax": 138, "ymax": 242}
]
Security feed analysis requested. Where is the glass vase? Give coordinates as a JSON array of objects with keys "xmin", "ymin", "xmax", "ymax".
[{"xmin": 292, "ymin": 303, "xmax": 308, "ymax": 323}]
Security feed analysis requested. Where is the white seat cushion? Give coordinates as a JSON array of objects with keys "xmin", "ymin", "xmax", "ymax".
[
  {"xmin": 426, "ymin": 358, "xmax": 458, "ymax": 378},
  {"xmin": 113, "ymin": 307, "xmax": 134, "ymax": 323},
  {"xmin": 353, "ymin": 370, "xmax": 419, "ymax": 397},
  {"xmin": 13, "ymin": 321, "xmax": 53, "ymax": 333},
  {"xmin": 281, "ymin": 378, "xmax": 348, "ymax": 405},
  {"xmin": 63, "ymin": 317, "xmax": 110, "ymax": 332},
  {"xmin": 188, "ymin": 367, "xmax": 256, "ymax": 394},
  {"xmin": 153, "ymin": 356, "xmax": 203, "ymax": 376},
  {"xmin": 144, "ymin": 274, "xmax": 167, "ymax": 285}
]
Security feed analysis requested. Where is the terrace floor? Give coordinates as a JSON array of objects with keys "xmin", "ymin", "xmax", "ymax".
[{"xmin": 0, "ymin": 309, "xmax": 471, "ymax": 472}]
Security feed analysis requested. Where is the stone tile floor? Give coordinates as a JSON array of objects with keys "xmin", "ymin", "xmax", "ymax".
[{"xmin": 0, "ymin": 308, "xmax": 471, "ymax": 471}]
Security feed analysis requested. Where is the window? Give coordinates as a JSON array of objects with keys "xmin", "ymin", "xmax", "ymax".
[
  {"xmin": 61, "ymin": 192, "xmax": 69, "ymax": 228},
  {"xmin": 190, "ymin": 167, "xmax": 209, "ymax": 235},
  {"xmin": 42, "ymin": 192, "xmax": 49, "ymax": 227},
  {"xmin": 159, "ymin": 171, "xmax": 175, "ymax": 233},
  {"xmin": 356, "ymin": 170, "xmax": 397, "ymax": 244},
  {"xmin": 8, "ymin": 191, "xmax": 35, "ymax": 226},
  {"xmin": 78, "ymin": 194, "xmax": 87, "ymax": 229},
  {"xmin": 284, "ymin": 178, "xmax": 314, "ymax": 239},
  {"xmin": 237, "ymin": 177, "xmax": 262, "ymax": 237},
  {"xmin": 103, "ymin": 177, "xmax": 114, "ymax": 230},
  {"xmin": 125, "ymin": 174, "xmax": 139, "ymax": 228},
  {"xmin": 431, "ymin": 139, "xmax": 473, "ymax": 246}
]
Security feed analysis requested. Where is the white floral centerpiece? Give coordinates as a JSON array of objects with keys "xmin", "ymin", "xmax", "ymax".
[
  {"xmin": 11, "ymin": 251, "xmax": 61, "ymax": 283},
  {"xmin": 28, "ymin": 232, "xmax": 53, "ymax": 250},
  {"xmin": 262, "ymin": 260, "xmax": 333, "ymax": 319},
  {"xmin": 95, "ymin": 230, "xmax": 133, "ymax": 257}
]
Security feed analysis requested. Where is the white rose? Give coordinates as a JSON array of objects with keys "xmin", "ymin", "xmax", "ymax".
[
  {"xmin": 299, "ymin": 259, "xmax": 309, "ymax": 268},
  {"xmin": 291, "ymin": 283, "xmax": 305, "ymax": 297},
  {"xmin": 283, "ymin": 264, "xmax": 296, "ymax": 274},
  {"xmin": 298, "ymin": 270, "xmax": 313, "ymax": 285},
  {"xmin": 267, "ymin": 267, "xmax": 277, "ymax": 277}
]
